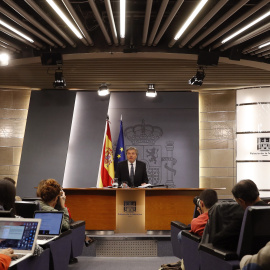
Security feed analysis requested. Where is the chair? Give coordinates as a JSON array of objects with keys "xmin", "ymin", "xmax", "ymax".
[
  {"xmin": 69, "ymin": 220, "xmax": 86, "ymax": 258},
  {"xmin": 261, "ymin": 197, "xmax": 270, "ymax": 204},
  {"xmin": 199, "ymin": 206, "xmax": 270, "ymax": 270},
  {"xmin": 181, "ymin": 230, "xmax": 201, "ymax": 270},
  {"xmin": 22, "ymin": 197, "xmax": 42, "ymax": 202},
  {"xmin": 15, "ymin": 200, "xmax": 40, "ymax": 218},
  {"xmin": 14, "ymin": 248, "xmax": 50, "ymax": 270},
  {"xmin": 200, "ymin": 201, "xmax": 244, "ymax": 251},
  {"xmin": 170, "ymin": 221, "xmax": 191, "ymax": 259},
  {"xmin": 170, "ymin": 203, "xmax": 198, "ymax": 259},
  {"xmin": 46, "ymin": 230, "xmax": 72, "ymax": 270},
  {"xmin": 0, "ymin": 208, "xmax": 15, "ymax": 217},
  {"xmin": 170, "ymin": 199, "xmax": 234, "ymax": 260}
]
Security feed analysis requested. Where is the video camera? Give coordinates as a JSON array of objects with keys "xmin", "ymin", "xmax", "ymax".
[{"xmin": 193, "ymin": 196, "xmax": 201, "ymax": 210}]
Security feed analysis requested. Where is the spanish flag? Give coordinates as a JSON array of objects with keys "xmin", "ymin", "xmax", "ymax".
[{"xmin": 97, "ymin": 119, "xmax": 115, "ymax": 187}]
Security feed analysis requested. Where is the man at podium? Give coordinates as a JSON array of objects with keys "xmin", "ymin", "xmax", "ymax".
[{"xmin": 115, "ymin": 146, "xmax": 148, "ymax": 187}]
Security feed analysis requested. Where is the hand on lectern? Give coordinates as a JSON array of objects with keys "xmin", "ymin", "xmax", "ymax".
[{"xmin": 121, "ymin": 182, "xmax": 129, "ymax": 188}]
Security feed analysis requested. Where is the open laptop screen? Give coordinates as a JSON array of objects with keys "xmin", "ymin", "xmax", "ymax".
[
  {"xmin": 34, "ymin": 211, "xmax": 63, "ymax": 235},
  {"xmin": 0, "ymin": 219, "xmax": 40, "ymax": 251}
]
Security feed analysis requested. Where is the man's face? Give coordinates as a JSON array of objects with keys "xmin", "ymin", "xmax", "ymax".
[{"xmin": 126, "ymin": 149, "xmax": 137, "ymax": 163}]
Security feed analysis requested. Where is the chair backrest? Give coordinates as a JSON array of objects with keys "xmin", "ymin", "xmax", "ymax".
[
  {"xmin": 200, "ymin": 201, "xmax": 244, "ymax": 250},
  {"xmin": 22, "ymin": 197, "xmax": 41, "ymax": 202},
  {"xmin": 261, "ymin": 197, "xmax": 270, "ymax": 204},
  {"xmin": 237, "ymin": 206, "xmax": 270, "ymax": 258},
  {"xmin": 0, "ymin": 208, "xmax": 15, "ymax": 217},
  {"xmin": 15, "ymin": 201, "xmax": 40, "ymax": 218}
]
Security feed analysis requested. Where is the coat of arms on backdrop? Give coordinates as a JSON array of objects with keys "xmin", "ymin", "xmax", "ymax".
[{"xmin": 124, "ymin": 120, "xmax": 177, "ymax": 187}]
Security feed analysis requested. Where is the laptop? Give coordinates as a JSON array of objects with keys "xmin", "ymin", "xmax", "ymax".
[
  {"xmin": 0, "ymin": 218, "xmax": 41, "ymax": 267},
  {"xmin": 34, "ymin": 211, "xmax": 64, "ymax": 245}
]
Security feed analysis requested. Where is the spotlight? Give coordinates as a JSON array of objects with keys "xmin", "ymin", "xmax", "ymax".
[
  {"xmin": 98, "ymin": 84, "xmax": 110, "ymax": 96},
  {"xmin": 53, "ymin": 67, "xmax": 66, "ymax": 88},
  {"xmin": 146, "ymin": 84, "xmax": 157, "ymax": 98},
  {"xmin": 189, "ymin": 68, "xmax": 205, "ymax": 86}
]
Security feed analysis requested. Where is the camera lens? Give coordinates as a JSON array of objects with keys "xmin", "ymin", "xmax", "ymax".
[{"xmin": 193, "ymin": 196, "xmax": 200, "ymax": 206}]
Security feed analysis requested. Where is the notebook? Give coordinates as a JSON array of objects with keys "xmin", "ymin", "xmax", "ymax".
[
  {"xmin": 33, "ymin": 211, "xmax": 64, "ymax": 245},
  {"xmin": 0, "ymin": 218, "xmax": 41, "ymax": 267}
]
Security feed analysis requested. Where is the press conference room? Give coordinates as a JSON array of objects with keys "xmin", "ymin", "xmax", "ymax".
[{"xmin": 1, "ymin": 1, "xmax": 270, "ymax": 270}]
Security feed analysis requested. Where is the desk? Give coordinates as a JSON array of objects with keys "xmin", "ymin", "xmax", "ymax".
[{"xmin": 64, "ymin": 188, "xmax": 203, "ymax": 231}]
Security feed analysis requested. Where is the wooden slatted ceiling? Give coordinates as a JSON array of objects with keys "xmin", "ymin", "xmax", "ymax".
[{"xmin": 0, "ymin": 53, "xmax": 270, "ymax": 91}]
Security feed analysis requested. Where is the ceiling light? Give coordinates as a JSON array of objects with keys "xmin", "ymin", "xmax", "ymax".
[
  {"xmin": 259, "ymin": 41, "xmax": 270, "ymax": 49},
  {"xmin": 0, "ymin": 53, "xmax": 9, "ymax": 66},
  {"xmin": 53, "ymin": 67, "xmax": 66, "ymax": 88},
  {"xmin": 146, "ymin": 84, "xmax": 157, "ymax": 98},
  {"xmin": 189, "ymin": 68, "xmax": 205, "ymax": 86},
  {"xmin": 120, "ymin": 0, "xmax": 126, "ymax": 38},
  {"xmin": 222, "ymin": 10, "xmax": 270, "ymax": 44},
  {"xmin": 0, "ymin": 20, "xmax": 34, "ymax": 43},
  {"xmin": 174, "ymin": 0, "xmax": 208, "ymax": 40},
  {"xmin": 98, "ymin": 84, "xmax": 110, "ymax": 96},
  {"xmin": 46, "ymin": 0, "xmax": 83, "ymax": 39}
]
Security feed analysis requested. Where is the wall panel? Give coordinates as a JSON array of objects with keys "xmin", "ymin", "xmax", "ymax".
[
  {"xmin": 0, "ymin": 90, "xmax": 30, "ymax": 182},
  {"xmin": 199, "ymin": 90, "xmax": 236, "ymax": 198},
  {"xmin": 17, "ymin": 90, "xmax": 76, "ymax": 197},
  {"xmin": 108, "ymin": 92, "xmax": 199, "ymax": 188}
]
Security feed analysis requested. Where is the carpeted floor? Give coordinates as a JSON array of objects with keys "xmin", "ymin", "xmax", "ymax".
[{"xmin": 68, "ymin": 256, "xmax": 179, "ymax": 270}]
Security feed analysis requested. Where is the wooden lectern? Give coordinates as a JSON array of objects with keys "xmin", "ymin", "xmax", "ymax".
[{"xmin": 64, "ymin": 188, "xmax": 203, "ymax": 232}]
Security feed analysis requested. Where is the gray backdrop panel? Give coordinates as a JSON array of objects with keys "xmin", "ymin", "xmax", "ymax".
[
  {"xmin": 108, "ymin": 92, "xmax": 199, "ymax": 188},
  {"xmin": 62, "ymin": 92, "xmax": 110, "ymax": 188},
  {"xmin": 17, "ymin": 91, "xmax": 197, "ymax": 194},
  {"xmin": 17, "ymin": 90, "xmax": 76, "ymax": 197}
]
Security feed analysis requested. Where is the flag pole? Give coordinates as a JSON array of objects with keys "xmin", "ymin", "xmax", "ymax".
[{"xmin": 96, "ymin": 119, "xmax": 108, "ymax": 187}]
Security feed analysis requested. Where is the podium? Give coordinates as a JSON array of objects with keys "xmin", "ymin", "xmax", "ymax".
[
  {"xmin": 116, "ymin": 189, "xmax": 145, "ymax": 233},
  {"xmin": 64, "ymin": 188, "xmax": 203, "ymax": 232}
]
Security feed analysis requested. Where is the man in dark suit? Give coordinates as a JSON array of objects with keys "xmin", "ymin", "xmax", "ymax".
[{"xmin": 115, "ymin": 146, "xmax": 148, "ymax": 187}]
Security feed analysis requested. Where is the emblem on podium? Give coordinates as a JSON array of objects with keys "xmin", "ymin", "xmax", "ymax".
[{"xmin": 124, "ymin": 201, "xmax": 136, "ymax": 213}]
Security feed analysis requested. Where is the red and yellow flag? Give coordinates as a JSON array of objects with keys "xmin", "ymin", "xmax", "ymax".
[{"xmin": 97, "ymin": 120, "xmax": 115, "ymax": 187}]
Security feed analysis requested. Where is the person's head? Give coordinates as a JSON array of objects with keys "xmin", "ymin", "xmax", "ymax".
[
  {"xmin": 36, "ymin": 179, "xmax": 47, "ymax": 197},
  {"xmin": 199, "ymin": 189, "xmax": 218, "ymax": 212},
  {"xmin": 40, "ymin": 179, "xmax": 61, "ymax": 207},
  {"xmin": 126, "ymin": 146, "xmax": 138, "ymax": 163},
  {"xmin": 0, "ymin": 178, "xmax": 16, "ymax": 211},
  {"xmin": 232, "ymin": 179, "xmax": 260, "ymax": 209},
  {"xmin": 3, "ymin": 177, "xmax": 16, "ymax": 186}
]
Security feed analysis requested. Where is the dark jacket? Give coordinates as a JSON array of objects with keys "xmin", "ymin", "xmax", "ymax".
[
  {"xmin": 115, "ymin": 160, "xmax": 148, "ymax": 187},
  {"xmin": 201, "ymin": 200, "xmax": 268, "ymax": 251},
  {"xmin": 201, "ymin": 201, "xmax": 245, "ymax": 251}
]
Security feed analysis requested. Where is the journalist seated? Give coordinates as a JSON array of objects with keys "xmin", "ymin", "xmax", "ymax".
[
  {"xmin": 201, "ymin": 179, "xmax": 267, "ymax": 251},
  {"xmin": 178, "ymin": 189, "xmax": 218, "ymax": 241},
  {"xmin": 39, "ymin": 179, "xmax": 70, "ymax": 231}
]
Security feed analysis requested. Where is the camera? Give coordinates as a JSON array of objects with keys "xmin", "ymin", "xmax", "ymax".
[{"xmin": 193, "ymin": 196, "xmax": 201, "ymax": 209}]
